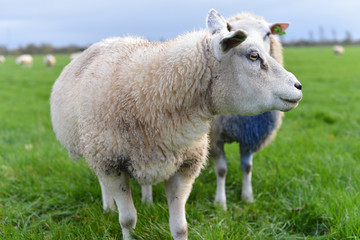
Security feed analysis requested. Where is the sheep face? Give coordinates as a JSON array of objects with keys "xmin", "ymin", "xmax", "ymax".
[{"xmin": 206, "ymin": 9, "xmax": 302, "ymax": 116}]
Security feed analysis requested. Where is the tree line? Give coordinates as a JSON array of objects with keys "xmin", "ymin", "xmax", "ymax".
[
  {"xmin": 0, "ymin": 44, "xmax": 86, "ymax": 56},
  {"xmin": 283, "ymin": 30, "xmax": 359, "ymax": 47}
]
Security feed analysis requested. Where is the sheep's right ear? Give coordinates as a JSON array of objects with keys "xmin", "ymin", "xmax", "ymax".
[
  {"xmin": 206, "ymin": 9, "xmax": 227, "ymax": 34},
  {"xmin": 220, "ymin": 30, "xmax": 248, "ymax": 52}
]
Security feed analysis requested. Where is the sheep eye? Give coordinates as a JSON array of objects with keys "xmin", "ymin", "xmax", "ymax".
[{"xmin": 249, "ymin": 53, "xmax": 259, "ymax": 61}]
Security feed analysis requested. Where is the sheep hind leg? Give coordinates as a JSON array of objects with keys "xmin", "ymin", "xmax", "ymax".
[
  {"xmin": 141, "ymin": 185, "xmax": 153, "ymax": 205},
  {"xmin": 165, "ymin": 172, "xmax": 194, "ymax": 240},
  {"xmin": 98, "ymin": 173, "xmax": 137, "ymax": 240},
  {"xmin": 240, "ymin": 150, "xmax": 254, "ymax": 202},
  {"xmin": 213, "ymin": 146, "xmax": 228, "ymax": 210},
  {"xmin": 99, "ymin": 179, "xmax": 116, "ymax": 211}
]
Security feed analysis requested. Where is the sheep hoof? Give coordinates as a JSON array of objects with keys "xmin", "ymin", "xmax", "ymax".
[
  {"xmin": 241, "ymin": 193, "xmax": 254, "ymax": 203},
  {"xmin": 103, "ymin": 205, "xmax": 116, "ymax": 212},
  {"xmin": 214, "ymin": 200, "xmax": 227, "ymax": 211},
  {"xmin": 141, "ymin": 199, "xmax": 153, "ymax": 207}
]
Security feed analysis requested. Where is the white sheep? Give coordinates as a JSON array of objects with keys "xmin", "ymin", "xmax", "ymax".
[
  {"xmin": 50, "ymin": 9, "xmax": 302, "ymax": 240},
  {"xmin": 44, "ymin": 54, "xmax": 56, "ymax": 67},
  {"xmin": 140, "ymin": 13, "xmax": 292, "ymax": 207},
  {"xmin": 16, "ymin": 54, "xmax": 33, "ymax": 66},
  {"xmin": 333, "ymin": 45, "xmax": 344, "ymax": 55},
  {"xmin": 209, "ymin": 13, "xmax": 292, "ymax": 210},
  {"xmin": 0, "ymin": 55, "xmax": 5, "ymax": 64}
]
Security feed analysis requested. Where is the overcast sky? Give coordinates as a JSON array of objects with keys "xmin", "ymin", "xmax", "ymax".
[{"xmin": 1, "ymin": 0, "xmax": 360, "ymax": 49}]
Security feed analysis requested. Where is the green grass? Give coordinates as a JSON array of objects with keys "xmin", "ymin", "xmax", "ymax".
[{"xmin": 1, "ymin": 47, "xmax": 360, "ymax": 239}]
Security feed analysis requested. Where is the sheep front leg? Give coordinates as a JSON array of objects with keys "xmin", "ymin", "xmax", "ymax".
[
  {"xmin": 141, "ymin": 185, "xmax": 153, "ymax": 204},
  {"xmin": 165, "ymin": 172, "xmax": 194, "ymax": 240},
  {"xmin": 98, "ymin": 172, "xmax": 137, "ymax": 240},
  {"xmin": 240, "ymin": 150, "xmax": 254, "ymax": 202},
  {"xmin": 99, "ymin": 179, "xmax": 116, "ymax": 211}
]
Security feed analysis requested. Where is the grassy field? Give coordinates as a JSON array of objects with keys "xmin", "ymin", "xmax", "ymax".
[{"xmin": 0, "ymin": 47, "xmax": 360, "ymax": 239}]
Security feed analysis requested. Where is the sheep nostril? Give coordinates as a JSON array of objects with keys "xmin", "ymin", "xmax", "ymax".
[{"xmin": 294, "ymin": 82, "xmax": 302, "ymax": 90}]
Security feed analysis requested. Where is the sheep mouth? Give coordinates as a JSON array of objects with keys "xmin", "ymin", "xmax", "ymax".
[{"xmin": 280, "ymin": 98, "xmax": 299, "ymax": 105}]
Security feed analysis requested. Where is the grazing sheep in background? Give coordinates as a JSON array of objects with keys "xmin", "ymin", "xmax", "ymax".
[
  {"xmin": 70, "ymin": 51, "xmax": 82, "ymax": 61},
  {"xmin": 0, "ymin": 55, "xmax": 5, "ymax": 64},
  {"xmin": 209, "ymin": 13, "xmax": 291, "ymax": 210},
  {"xmin": 16, "ymin": 54, "xmax": 33, "ymax": 66},
  {"xmin": 50, "ymin": 9, "xmax": 302, "ymax": 240},
  {"xmin": 44, "ymin": 54, "xmax": 56, "ymax": 67},
  {"xmin": 140, "ymin": 13, "xmax": 292, "ymax": 208},
  {"xmin": 333, "ymin": 45, "xmax": 344, "ymax": 55}
]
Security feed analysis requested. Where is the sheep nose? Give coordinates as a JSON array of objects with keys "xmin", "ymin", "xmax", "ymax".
[{"xmin": 294, "ymin": 82, "xmax": 302, "ymax": 90}]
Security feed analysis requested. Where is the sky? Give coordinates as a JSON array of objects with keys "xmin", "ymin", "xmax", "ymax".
[{"xmin": 1, "ymin": 0, "xmax": 360, "ymax": 49}]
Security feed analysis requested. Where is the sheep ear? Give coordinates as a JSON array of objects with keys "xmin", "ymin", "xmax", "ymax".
[
  {"xmin": 206, "ymin": 9, "xmax": 228, "ymax": 34},
  {"xmin": 270, "ymin": 23, "xmax": 289, "ymax": 35},
  {"xmin": 220, "ymin": 30, "xmax": 248, "ymax": 52}
]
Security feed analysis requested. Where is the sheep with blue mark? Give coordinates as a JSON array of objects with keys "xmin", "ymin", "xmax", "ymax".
[{"xmin": 209, "ymin": 13, "xmax": 298, "ymax": 210}]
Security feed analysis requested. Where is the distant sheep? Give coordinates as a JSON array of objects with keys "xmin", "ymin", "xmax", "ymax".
[
  {"xmin": 50, "ymin": 9, "xmax": 302, "ymax": 240},
  {"xmin": 44, "ymin": 54, "xmax": 56, "ymax": 67},
  {"xmin": 333, "ymin": 45, "xmax": 344, "ymax": 55},
  {"xmin": 0, "ymin": 55, "xmax": 5, "ymax": 64},
  {"xmin": 16, "ymin": 54, "xmax": 33, "ymax": 66},
  {"xmin": 209, "ymin": 13, "xmax": 292, "ymax": 210}
]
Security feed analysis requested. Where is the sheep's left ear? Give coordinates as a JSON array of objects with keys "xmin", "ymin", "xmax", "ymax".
[
  {"xmin": 206, "ymin": 9, "xmax": 228, "ymax": 34},
  {"xmin": 270, "ymin": 23, "xmax": 289, "ymax": 35},
  {"xmin": 220, "ymin": 30, "xmax": 248, "ymax": 52}
]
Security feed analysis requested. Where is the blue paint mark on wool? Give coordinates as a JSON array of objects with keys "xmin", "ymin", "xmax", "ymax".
[{"xmin": 220, "ymin": 111, "xmax": 279, "ymax": 152}]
